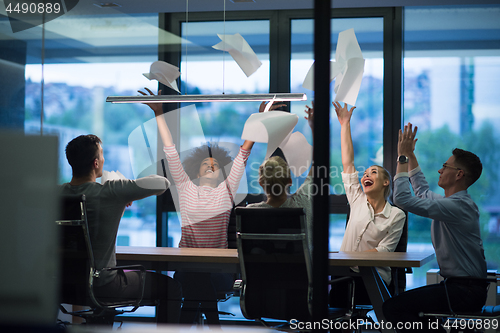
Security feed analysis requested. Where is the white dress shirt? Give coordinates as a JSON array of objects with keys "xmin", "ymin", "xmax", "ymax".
[{"xmin": 339, "ymin": 172, "xmax": 406, "ymax": 283}]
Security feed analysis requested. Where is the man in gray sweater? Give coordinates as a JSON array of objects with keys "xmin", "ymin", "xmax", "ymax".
[{"xmin": 60, "ymin": 134, "xmax": 182, "ymax": 323}]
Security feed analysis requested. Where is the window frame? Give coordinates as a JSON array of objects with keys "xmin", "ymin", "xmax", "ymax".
[{"xmin": 157, "ymin": 7, "xmax": 403, "ymax": 248}]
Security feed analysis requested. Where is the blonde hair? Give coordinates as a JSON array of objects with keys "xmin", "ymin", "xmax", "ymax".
[
  {"xmin": 373, "ymin": 165, "xmax": 392, "ymax": 200},
  {"xmin": 259, "ymin": 156, "xmax": 291, "ymax": 197}
]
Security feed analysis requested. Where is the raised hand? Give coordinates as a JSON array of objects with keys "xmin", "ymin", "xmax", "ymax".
[
  {"xmin": 333, "ymin": 101, "xmax": 356, "ymax": 127},
  {"xmin": 138, "ymin": 88, "xmax": 163, "ymax": 116},
  {"xmin": 398, "ymin": 122, "xmax": 418, "ymax": 156}
]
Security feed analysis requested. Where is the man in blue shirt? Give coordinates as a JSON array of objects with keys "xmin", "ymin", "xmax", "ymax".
[{"xmin": 383, "ymin": 123, "xmax": 488, "ymax": 332}]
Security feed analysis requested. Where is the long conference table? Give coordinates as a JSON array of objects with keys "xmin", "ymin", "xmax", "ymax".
[{"xmin": 116, "ymin": 246, "xmax": 435, "ymax": 333}]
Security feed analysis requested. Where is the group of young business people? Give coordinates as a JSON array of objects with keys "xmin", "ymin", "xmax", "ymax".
[{"xmin": 61, "ymin": 90, "xmax": 487, "ymax": 332}]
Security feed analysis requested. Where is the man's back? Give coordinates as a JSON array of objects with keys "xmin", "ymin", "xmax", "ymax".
[{"xmin": 60, "ymin": 176, "xmax": 169, "ymax": 286}]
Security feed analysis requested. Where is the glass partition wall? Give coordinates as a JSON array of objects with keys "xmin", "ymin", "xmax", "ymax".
[
  {"xmin": 403, "ymin": 5, "xmax": 500, "ymax": 288},
  {"xmin": 291, "ymin": 16, "xmax": 385, "ymax": 252},
  {"xmin": 3, "ymin": 12, "xmax": 162, "ymax": 248},
  {"xmin": 2, "ymin": 2, "xmax": 499, "ymax": 323}
]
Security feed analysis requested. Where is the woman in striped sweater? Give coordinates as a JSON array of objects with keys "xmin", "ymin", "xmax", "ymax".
[{"xmin": 141, "ymin": 88, "xmax": 283, "ymax": 325}]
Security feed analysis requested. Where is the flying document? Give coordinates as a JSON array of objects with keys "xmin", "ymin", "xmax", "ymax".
[
  {"xmin": 143, "ymin": 61, "xmax": 181, "ymax": 93},
  {"xmin": 302, "ymin": 28, "xmax": 365, "ymax": 105},
  {"xmin": 212, "ymin": 33, "xmax": 262, "ymax": 77},
  {"xmin": 241, "ymin": 111, "xmax": 312, "ymax": 176}
]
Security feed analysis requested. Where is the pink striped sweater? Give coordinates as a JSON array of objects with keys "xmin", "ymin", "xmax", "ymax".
[{"xmin": 163, "ymin": 145, "xmax": 250, "ymax": 248}]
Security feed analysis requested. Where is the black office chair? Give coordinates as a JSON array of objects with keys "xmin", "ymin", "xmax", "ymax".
[
  {"xmin": 389, "ymin": 210, "xmax": 410, "ymax": 296},
  {"xmin": 57, "ymin": 194, "xmax": 146, "ymax": 326},
  {"xmin": 215, "ymin": 194, "xmax": 268, "ymax": 319},
  {"xmin": 189, "ymin": 198, "xmax": 259, "ymax": 325},
  {"xmin": 234, "ymin": 207, "xmax": 313, "ymax": 326},
  {"xmin": 419, "ymin": 276, "xmax": 500, "ymax": 330}
]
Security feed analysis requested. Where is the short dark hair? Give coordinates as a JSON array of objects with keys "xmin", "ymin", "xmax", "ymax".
[
  {"xmin": 182, "ymin": 142, "xmax": 233, "ymax": 182},
  {"xmin": 452, "ymin": 148, "xmax": 482, "ymax": 187},
  {"xmin": 65, "ymin": 135, "xmax": 102, "ymax": 178}
]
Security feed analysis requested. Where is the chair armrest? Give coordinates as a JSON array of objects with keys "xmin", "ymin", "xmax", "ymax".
[{"xmin": 101, "ymin": 265, "xmax": 146, "ymax": 273}]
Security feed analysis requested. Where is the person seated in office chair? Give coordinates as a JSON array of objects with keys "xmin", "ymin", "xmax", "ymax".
[
  {"xmin": 330, "ymin": 101, "xmax": 405, "ymax": 308},
  {"xmin": 141, "ymin": 88, "xmax": 285, "ymax": 326},
  {"xmin": 246, "ymin": 104, "xmax": 315, "ymax": 252},
  {"xmin": 382, "ymin": 123, "xmax": 488, "ymax": 333},
  {"xmin": 60, "ymin": 134, "xmax": 182, "ymax": 324}
]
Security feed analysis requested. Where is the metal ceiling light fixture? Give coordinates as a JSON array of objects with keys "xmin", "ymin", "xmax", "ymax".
[
  {"xmin": 106, "ymin": 0, "xmax": 307, "ymax": 104},
  {"xmin": 106, "ymin": 93, "xmax": 307, "ymax": 103}
]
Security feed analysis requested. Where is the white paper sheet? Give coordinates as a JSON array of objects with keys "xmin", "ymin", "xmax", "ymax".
[
  {"xmin": 143, "ymin": 61, "xmax": 181, "ymax": 93},
  {"xmin": 241, "ymin": 111, "xmax": 298, "ymax": 159},
  {"xmin": 212, "ymin": 33, "xmax": 262, "ymax": 77},
  {"xmin": 101, "ymin": 170, "xmax": 127, "ymax": 183},
  {"xmin": 241, "ymin": 111, "xmax": 312, "ymax": 176},
  {"xmin": 302, "ymin": 28, "xmax": 365, "ymax": 106},
  {"xmin": 279, "ymin": 131, "xmax": 313, "ymax": 176}
]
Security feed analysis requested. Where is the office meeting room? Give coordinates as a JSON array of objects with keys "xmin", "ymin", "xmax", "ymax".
[{"xmin": 1, "ymin": 0, "xmax": 500, "ymax": 332}]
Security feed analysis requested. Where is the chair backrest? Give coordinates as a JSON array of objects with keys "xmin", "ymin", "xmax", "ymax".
[
  {"xmin": 56, "ymin": 194, "xmax": 97, "ymax": 307},
  {"xmin": 390, "ymin": 210, "xmax": 410, "ymax": 294},
  {"xmin": 227, "ymin": 193, "xmax": 267, "ymax": 249},
  {"xmin": 235, "ymin": 207, "xmax": 312, "ymax": 321}
]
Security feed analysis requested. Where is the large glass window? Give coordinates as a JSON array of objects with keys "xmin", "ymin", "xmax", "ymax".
[
  {"xmin": 403, "ymin": 5, "xmax": 500, "ymax": 288},
  {"xmin": 4, "ymin": 3, "xmax": 498, "ymax": 322},
  {"xmin": 4, "ymin": 11, "xmax": 164, "ymax": 319},
  {"xmin": 291, "ymin": 17, "xmax": 384, "ymax": 252},
  {"xmin": 10, "ymin": 13, "xmax": 161, "ymax": 248},
  {"xmin": 179, "ymin": 19, "xmax": 270, "ymax": 161},
  {"xmin": 168, "ymin": 19, "xmax": 271, "ymax": 246}
]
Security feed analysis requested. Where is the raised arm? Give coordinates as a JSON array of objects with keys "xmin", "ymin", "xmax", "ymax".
[
  {"xmin": 333, "ymin": 101, "xmax": 356, "ymax": 174},
  {"xmin": 139, "ymin": 88, "xmax": 174, "ymax": 147}
]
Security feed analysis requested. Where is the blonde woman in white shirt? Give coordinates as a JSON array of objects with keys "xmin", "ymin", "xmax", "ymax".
[{"xmin": 330, "ymin": 101, "xmax": 405, "ymax": 307}]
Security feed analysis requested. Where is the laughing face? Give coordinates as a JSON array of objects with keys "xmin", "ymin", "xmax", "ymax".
[
  {"xmin": 361, "ymin": 166, "xmax": 389, "ymax": 196},
  {"xmin": 197, "ymin": 157, "xmax": 221, "ymax": 180}
]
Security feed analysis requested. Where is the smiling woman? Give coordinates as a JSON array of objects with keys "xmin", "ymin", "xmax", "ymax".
[
  {"xmin": 329, "ymin": 101, "xmax": 406, "ymax": 308},
  {"xmin": 182, "ymin": 143, "xmax": 233, "ymax": 188}
]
